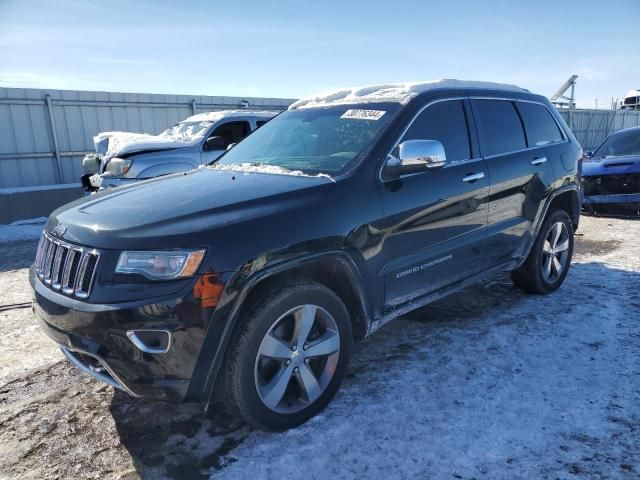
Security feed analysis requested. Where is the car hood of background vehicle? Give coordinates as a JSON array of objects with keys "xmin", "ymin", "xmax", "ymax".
[
  {"xmin": 94, "ymin": 131, "xmax": 202, "ymax": 158},
  {"xmin": 582, "ymin": 155, "xmax": 640, "ymax": 177},
  {"xmin": 48, "ymin": 168, "xmax": 335, "ymax": 249}
]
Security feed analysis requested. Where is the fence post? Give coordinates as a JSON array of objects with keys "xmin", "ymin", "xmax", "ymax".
[
  {"xmin": 45, "ymin": 94, "xmax": 64, "ymax": 184},
  {"xmin": 191, "ymin": 99, "xmax": 197, "ymax": 115}
]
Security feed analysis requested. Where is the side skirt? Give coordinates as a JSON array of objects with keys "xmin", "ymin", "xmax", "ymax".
[{"xmin": 366, "ymin": 258, "xmax": 521, "ymax": 336}]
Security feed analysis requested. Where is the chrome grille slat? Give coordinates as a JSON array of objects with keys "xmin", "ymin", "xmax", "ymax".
[
  {"xmin": 51, "ymin": 245, "xmax": 68, "ymax": 290},
  {"xmin": 75, "ymin": 252, "xmax": 90, "ymax": 293},
  {"xmin": 35, "ymin": 235, "xmax": 47, "ymax": 271},
  {"xmin": 61, "ymin": 249, "xmax": 80, "ymax": 294},
  {"xmin": 43, "ymin": 241, "xmax": 58, "ymax": 284},
  {"xmin": 35, "ymin": 232, "xmax": 100, "ymax": 299}
]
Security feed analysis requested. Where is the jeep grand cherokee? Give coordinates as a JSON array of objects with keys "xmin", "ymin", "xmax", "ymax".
[{"xmin": 31, "ymin": 80, "xmax": 581, "ymax": 430}]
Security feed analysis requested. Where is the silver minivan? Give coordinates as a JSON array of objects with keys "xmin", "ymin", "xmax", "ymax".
[{"xmin": 82, "ymin": 110, "xmax": 277, "ymax": 191}]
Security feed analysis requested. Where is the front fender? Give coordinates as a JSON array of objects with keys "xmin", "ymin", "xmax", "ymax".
[{"xmin": 185, "ymin": 250, "xmax": 370, "ymax": 405}]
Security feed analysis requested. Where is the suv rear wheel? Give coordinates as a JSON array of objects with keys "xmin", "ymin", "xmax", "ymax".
[
  {"xmin": 222, "ymin": 282, "xmax": 353, "ymax": 430},
  {"xmin": 511, "ymin": 209, "xmax": 574, "ymax": 294}
]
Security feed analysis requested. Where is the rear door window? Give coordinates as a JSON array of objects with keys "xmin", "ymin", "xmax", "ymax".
[
  {"xmin": 516, "ymin": 102, "xmax": 564, "ymax": 147},
  {"xmin": 401, "ymin": 100, "xmax": 471, "ymax": 163},
  {"xmin": 473, "ymin": 100, "xmax": 526, "ymax": 157},
  {"xmin": 209, "ymin": 121, "xmax": 250, "ymax": 147}
]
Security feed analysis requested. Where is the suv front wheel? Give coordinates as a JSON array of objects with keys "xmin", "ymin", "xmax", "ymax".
[
  {"xmin": 222, "ymin": 282, "xmax": 353, "ymax": 430},
  {"xmin": 511, "ymin": 209, "xmax": 574, "ymax": 294}
]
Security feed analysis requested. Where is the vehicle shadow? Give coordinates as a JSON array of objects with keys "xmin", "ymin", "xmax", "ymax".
[
  {"xmin": 109, "ymin": 392, "xmax": 249, "ymax": 479},
  {"xmin": 109, "ymin": 258, "xmax": 638, "ymax": 479}
]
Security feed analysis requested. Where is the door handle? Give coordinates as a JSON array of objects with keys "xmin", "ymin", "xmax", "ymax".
[
  {"xmin": 531, "ymin": 157, "xmax": 547, "ymax": 166},
  {"xmin": 462, "ymin": 172, "xmax": 485, "ymax": 183}
]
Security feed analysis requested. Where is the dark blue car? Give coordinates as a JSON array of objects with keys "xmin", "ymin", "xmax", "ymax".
[{"xmin": 582, "ymin": 126, "xmax": 640, "ymax": 216}]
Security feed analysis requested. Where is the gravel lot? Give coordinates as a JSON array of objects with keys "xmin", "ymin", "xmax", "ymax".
[{"xmin": 0, "ymin": 215, "xmax": 638, "ymax": 479}]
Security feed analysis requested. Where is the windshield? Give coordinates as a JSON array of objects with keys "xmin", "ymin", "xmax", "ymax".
[
  {"xmin": 593, "ymin": 129, "xmax": 640, "ymax": 158},
  {"xmin": 213, "ymin": 104, "xmax": 400, "ymax": 175},
  {"xmin": 160, "ymin": 121, "xmax": 213, "ymax": 139}
]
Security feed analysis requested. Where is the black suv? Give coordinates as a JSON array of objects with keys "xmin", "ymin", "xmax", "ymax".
[{"xmin": 31, "ymin": 80, "xmax": 581, "ymax": 430}]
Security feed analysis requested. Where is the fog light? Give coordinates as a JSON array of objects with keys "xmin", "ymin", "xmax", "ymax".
[{"xmin": 126, "ymin": 329, "xmax": 171, "ymax": 354}]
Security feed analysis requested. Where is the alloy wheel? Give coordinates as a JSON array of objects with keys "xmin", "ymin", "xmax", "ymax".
[
  {"xmin": 254, "ymin": 304, "xmax": 340, "ymax": 414},
  {"xmin": 541, "ymin": 221, "xmax": 570, "ymax": 283}
]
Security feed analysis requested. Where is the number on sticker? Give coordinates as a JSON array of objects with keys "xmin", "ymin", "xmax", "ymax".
[{"xmin": 341, "ymin": 109, "xmax": 386, "ymax": 121}]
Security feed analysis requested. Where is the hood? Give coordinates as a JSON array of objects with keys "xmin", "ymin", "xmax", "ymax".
[
  {"xmin": 94, "ymin": 131, "xmax": 202, "ymax": 158},
  {"xmin": 582, "ymin": 155, "xmax": 640, "ymax": 177},
  {"xmin": 48, "ymin": 168, "xmax": 334, "ymax": 249}
]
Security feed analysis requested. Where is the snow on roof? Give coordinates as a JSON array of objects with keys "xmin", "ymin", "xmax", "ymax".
[
  {"xmin": 185, "ymin": 110, "xmax": 277, "ymax": 122},
  {"xmin": 624, "ymin": 90, "xmax": 640, "ymax": 98},
  {"xmin": 289, "ymin": 79, "xmax": 528, "ymax": 110}
]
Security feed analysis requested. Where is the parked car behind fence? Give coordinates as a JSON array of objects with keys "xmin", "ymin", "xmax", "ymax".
[
  {"xmin": 582, "ymin": 126, "xmax": 640, "ymax": 216},
  {"xmin": 81, "ymin": 110, "xmax": 276, "ymax": 192}
]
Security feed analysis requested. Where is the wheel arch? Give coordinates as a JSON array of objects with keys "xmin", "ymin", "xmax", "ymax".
[
  {"xmin": 546, "ymin": 187, "xmax": 581, "ymax": 230},
  {"xmin": 234, "ymin": 252, "xmax": 371, "ymax": 341},
  {"xmin": 202, "ymin": 251, "xmax": 371, "ymax": 410}
]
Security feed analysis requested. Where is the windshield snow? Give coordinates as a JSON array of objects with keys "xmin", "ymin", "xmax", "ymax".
[
  {"xmin": 213, "ymin": 104, "xmax": 400, "ymax": 175},
  {"xmin": 161, "ymin": 121, "xmax": 213, "ymax": 139}
]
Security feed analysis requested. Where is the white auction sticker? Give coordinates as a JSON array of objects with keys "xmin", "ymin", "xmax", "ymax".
[{"xmin": 340, "ymin": 109, "xmax": 386, "ymax": 120}]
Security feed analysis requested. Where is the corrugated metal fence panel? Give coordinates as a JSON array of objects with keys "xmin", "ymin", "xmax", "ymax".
[
  {"xmin": 0, "ymin": 87, "xmax": 294, "ymax": 189},
  {"xmin": 558, "ymin": 109, "xmax": 640, "ymax": 151}
]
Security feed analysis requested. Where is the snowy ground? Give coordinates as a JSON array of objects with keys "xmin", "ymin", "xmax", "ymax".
[
  {"xmin": 0, "ymin": 217, "xmax": 46, "ymax": 244},
  {"xmin": 0, "ymin": 215, "xmax": 638, "ymax": 479}
]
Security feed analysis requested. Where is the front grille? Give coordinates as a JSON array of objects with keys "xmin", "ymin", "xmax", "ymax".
[
  {"xmin": 583, "ymin": 174, "xmax": 640, "ymax": 196},
  {"xmin": 34, "ymin": 232, "xmax": 100, "ymax": 299}
]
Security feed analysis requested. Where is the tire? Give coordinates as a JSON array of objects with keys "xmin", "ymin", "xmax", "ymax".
[
  {"xmin": 221, "ymin": 281, "xmax": 353, "ymax": 431},
  {"xmin": 511, "ymin": 209, "xmax": 574, "ymax": 294}
]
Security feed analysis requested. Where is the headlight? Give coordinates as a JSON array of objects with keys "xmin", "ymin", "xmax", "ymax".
[
  {"xmin": 116, "ymin": 249, "xmax": 206, "ymax": 280},
  {"xmin": 106, "ymin": 157, "xmax": 133, "ymax": 176}
]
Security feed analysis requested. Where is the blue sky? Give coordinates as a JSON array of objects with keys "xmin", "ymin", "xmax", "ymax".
[{"xmin": 1, "ymin": 0, "xmax": 638, "ymax": 108}]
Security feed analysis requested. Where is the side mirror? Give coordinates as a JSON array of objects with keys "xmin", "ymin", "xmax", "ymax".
[
  {"xmin": 385, "ymin": 139, "xmax": 446, "ymax": 177},
  {"xmin": 584, "ymin": 151, "xmax": 593, "ymax": 159},
  {"xmin": 204, "ymin": 136, "xmax": 226, "ymax": 151}
]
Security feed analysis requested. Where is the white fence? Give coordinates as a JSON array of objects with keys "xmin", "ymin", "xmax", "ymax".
[
  {"xmin": 558, "ymin": 108, "xmax": 640, "ymax": 151},
  {"xmin": 0, "ymin": 87, "xmax": 294, "ymax": 189},
  {"xmin": 2, "ymin": 87, "xmax": 639, "ymax": 190}
]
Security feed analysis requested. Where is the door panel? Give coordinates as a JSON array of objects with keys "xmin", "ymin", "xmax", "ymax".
[
  {"xmin": 377, "ymin": 98, "xmax": 490, "ymax": 307},
  {"xmin": 471, "ymin": 99, "xmax": 556, "ymax": 266},
  {"xmin": 379, "ymin": 161, "xmax": 490, "ymax": 306}
]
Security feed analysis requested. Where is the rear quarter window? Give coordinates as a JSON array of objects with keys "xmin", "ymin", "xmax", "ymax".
[
  {"xmin": 517, "ymin": 102, "xmax": 564, "ymax": 147},
  {"xmin": 473, "ymin": 100, "xmax": 526, "ymax": 157}
]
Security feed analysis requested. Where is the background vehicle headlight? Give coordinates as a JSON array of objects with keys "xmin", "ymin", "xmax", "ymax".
[
  {"xmin": 106, "ymin": 157, "xmax": 133, "ymax": 176},
  {"xmin": 116, "ymin": 250, "xmax": 206, "ymax": 280}
]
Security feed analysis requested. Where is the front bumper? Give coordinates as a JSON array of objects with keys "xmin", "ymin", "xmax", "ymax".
[
  {"xmin": 582, "ymin": 173, "xmax": 640, "ymax": 215},
  {"xmin": 31, "ymin": 267, "xmax": 215, "ymax": 402},
  {"xmin": 583, "ymin": 193, "xmax": 640, "ymax": 204}
]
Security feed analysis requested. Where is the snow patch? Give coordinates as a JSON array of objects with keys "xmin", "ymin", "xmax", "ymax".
[
  {"xmin": 289, "ymin": 79, "xmax": 528, "ymax": 109},
  {"xmin": 185, "ymin": 110, "xmax": 276, "ymax": 123},
  {"xmin": 211, "ymin": 163, "xmax": 335, "ymax": 181},
  {"xmin": 95, "ymin": 110, "xmax": 279, "ymax": 158},
  {"xmin": 94, "ymin": 131, "xmax": 202, "ymax": 158},
  {"xmin": 0, "ymin": 217, "xmax": 45, "ymax": 243}
]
